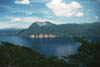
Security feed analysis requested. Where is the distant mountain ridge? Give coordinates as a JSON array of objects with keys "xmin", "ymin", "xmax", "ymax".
[
  {"xmin": 0, "ymin": 28, "xmax": 24, "ymax": 36},
  {"xmin": 17, "ymin": 21, "xmax": 100, "ymax": 37}
]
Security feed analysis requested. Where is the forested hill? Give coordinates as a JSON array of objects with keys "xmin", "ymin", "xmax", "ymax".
[{"xmin": 17, "ymin": 21, "xmax": 100, "ymax": 37}]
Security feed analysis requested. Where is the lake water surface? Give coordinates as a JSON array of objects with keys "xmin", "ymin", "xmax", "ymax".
[{"xmin": 0, "ymin": 36, "xmax": 96, "ymax": 57}]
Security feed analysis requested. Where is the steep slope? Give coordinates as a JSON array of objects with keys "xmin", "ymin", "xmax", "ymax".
[{"xmin": 19, "ymin": 21, "xmax": 56, "ymax": 36}]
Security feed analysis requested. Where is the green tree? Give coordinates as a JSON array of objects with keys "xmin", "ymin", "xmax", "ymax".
[{"xmin": 67, "ymin": 37, "xmax": 100, "ymax": 67}]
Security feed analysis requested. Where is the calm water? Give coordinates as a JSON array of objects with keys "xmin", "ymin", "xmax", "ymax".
[{"xmin": 0, "ymin": 36, "xmax": 82, "ymax": 57}]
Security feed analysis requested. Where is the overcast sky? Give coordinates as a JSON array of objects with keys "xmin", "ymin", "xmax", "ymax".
[{"xmin": 0, "ymin": 0, "xmax": 100, "ymax": 29}]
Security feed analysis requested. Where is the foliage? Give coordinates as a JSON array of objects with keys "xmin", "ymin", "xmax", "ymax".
[
  {"xmin": 67, "ymin": 37, "xmax": 100, "ymax": 67},
  {"xmin": 1, "ymin": 37, "xmax": 100, "ymax": 67},
  {"xmin": 0, "ymin": 42, "xmax": 77, "ymax": 67}
]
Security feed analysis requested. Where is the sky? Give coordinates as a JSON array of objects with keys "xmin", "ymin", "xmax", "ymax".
[{"xmin": 0, "ymin": 0, "xmax": 100, "ymax": 29}]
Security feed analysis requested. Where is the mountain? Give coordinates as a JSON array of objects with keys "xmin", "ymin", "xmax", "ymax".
[
  {"xmin": 18, "ymin": 21, "xmax": 57, "ymax": 36},
  {"xmin": 35, "ymin": 21, "xmax": 56, "ymax": 27},
  {"xmin": 81, "ymin": 22, "xmax": 100, "ymax": 36},
  {"xmin": 18, "ymin": 21, "xmax": 100, "ymax": 37},
  {"xmin": 0, "ymin": 28, "xmax": 24, "ymax": 36}
]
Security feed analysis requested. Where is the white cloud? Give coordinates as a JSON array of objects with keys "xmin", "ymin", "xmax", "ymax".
[
  {"xmin": 10, "ymin": 17, "xmax": 35, "ymax": 23},
  {"xmin": 46, "ymin": 0, "xmax": 83, "ymax": 17},
  {"xmin": 76, "ymin": 12, "xmax": 84, "ymax": 16},
  {"xmin": 11, "ymin": 18, "xmax": 21, "ymax": 22},
  {"xmin": 10, "ymin": 17, "xmax": 54, "ymax": 23},
  {"xmin": 2, "ymin": 17, "xmax": 56, "ymax": 28},
  {"xmin": 95, "ymin": 16, "xmax": 99, "ymax": 19},
  {"xmin": 15, "ymin": 0, "xmax": 30, "ymax": 5}
]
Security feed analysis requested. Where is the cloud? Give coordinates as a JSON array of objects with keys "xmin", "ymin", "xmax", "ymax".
[
  {"xmin": 46, "ymin": 0, "xmax": 83, "ymax": 17},
  {"xmin": 11, "ymin": 18, "xmax": 21, "ymax": 22},
  {"xmin": 0, "ymin": 5, "xmax": 11, "ymax": 8},
  {"xmin": 10, "ymin": 17, "xmax": 35, "ymax": 23},
  {"xmin": 3, "ymin": 16, "xmax": 56, "ymax": 28},
  {"xmin": 0, "ymin": 21, "xmax": 28, "ymax": 29},
  {"xmin": 0, "ymin": 5, "xmax": 15, "ymax": 10},
  {"xmin": 15, "ymin": 0, "xmax": 30, "ymax": 5},
  {"xmin": 10, "ymin": 17, "xmax": 54, "ymax": 23},
  {"xmin": 0, "ymin": 22, "xmax": 9, "ymax": 29},
  {"xmin": 95, "ymin": 16, "xmax": 99, "ymax": 19},
  {"xmin": 31, "ymin": 0, "xmax": 50, "ymax": 3},
  {"xmin": 76, "ymin": 12, "xmax": 84, "ymax": 16},
  {"xmin": 12, "ymin": 10, "xmax": 33, "ymax": 15},
  {"xmin": 26, "ymin": 11, "xmax": 33, "ymax": 15}
]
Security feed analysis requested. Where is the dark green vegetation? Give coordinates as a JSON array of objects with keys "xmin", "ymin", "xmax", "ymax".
[
  {"xmin": 67, "ymin": 37, "xmax": 100, "ymax": 67},
  {"xmin": 0, "ymin": 42, "xmax": 77, "ymax": 67},
  {"xmin": 19, "ymin": 21, "xmax": 100, "ymax": 37},
  {"xmin": 0, "ymin": 38, "xmax": 100, "ymax": 67}
]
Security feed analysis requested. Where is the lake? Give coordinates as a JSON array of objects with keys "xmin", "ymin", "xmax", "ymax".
[{"xmin": 1, "ymin": 36, "xmax": 99, "ymax": 57}]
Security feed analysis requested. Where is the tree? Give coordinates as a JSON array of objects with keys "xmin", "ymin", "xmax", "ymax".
[{"xmin": 67, "ymin": 37, "xmax": 100, "ymax": 67}]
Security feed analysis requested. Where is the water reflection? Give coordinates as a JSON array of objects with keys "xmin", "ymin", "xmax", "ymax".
[
  {"xmin": 0, "ymin": 36, "xmax": 81, "ymax": 57},
  {"xmin": 56, "ymin": 43, "xmax": 80, "ymax": 57}
]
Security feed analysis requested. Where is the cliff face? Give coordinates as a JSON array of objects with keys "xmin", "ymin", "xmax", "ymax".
[{"xmin": 18, "ymin": 21, "xmax": 100, "ymax": 37}]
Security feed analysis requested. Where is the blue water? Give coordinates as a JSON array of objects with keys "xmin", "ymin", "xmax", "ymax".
[{"xmin": 0, "ymin": 36, "xmax": 81, "ymax": 57}]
